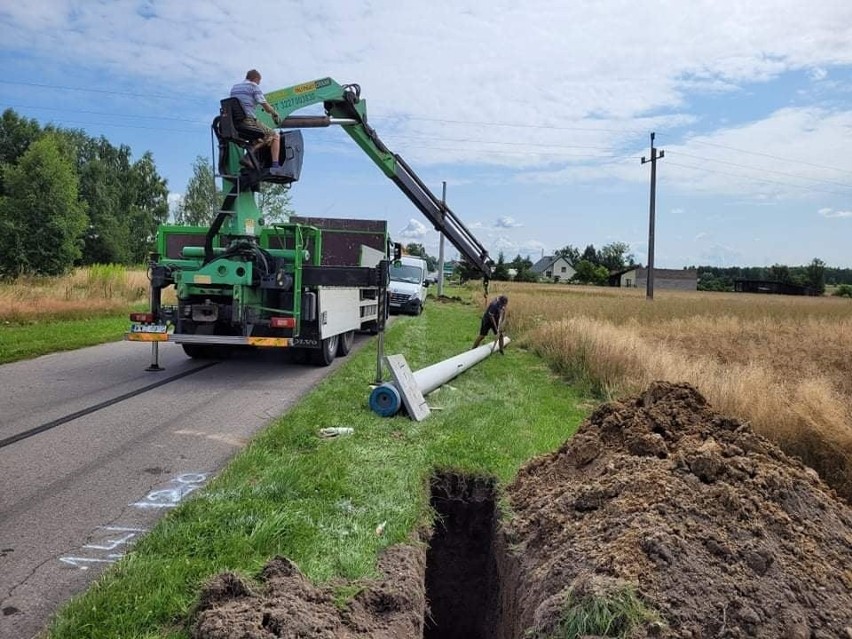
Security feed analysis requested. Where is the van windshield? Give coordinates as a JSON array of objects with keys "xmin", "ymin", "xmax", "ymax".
[{"xmin": 389, "ymin": 264, "xmax": 423, "ymax": 284}]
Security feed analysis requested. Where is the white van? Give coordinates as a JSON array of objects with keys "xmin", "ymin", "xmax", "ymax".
[{"xmin": 388, "ymin": 256, "xmax": 428, "ymax": 315}]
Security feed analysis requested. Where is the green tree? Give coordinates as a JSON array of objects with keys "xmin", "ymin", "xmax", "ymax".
[
  {"xmin": 0, "ymin": 109, "xmax": 42, "ymax": 195},
  {"xmin": 581, "ymin": 244, "xmax": 598, "ymax": 264},
  {"xmin": 598, "ymin": 241, "xmax": 635, "ymax": 272},
  {"xmin": 127, "ymin": 152, "xmax": 169, "ymax": 263},
  {"xmin": 509, "ymin": 254, "xmax": 537, "ymax": 282},
  {"xmin": 804, "ymin": 257, "xmax": 826, "ymax": 294},
  {"xmin": 404, "ymin": 242, "xmax": 426, "ymax": 257},
  {"xmin": 257, "ymin": 182, "xmax": 294, "ymax": 223},
  {"xmin": 833, "ymin": 284, "xmax": 852, "ymax": 298},
  {"xmin": 556, "ymin": 244, "xmax": 580, "ymax": 265},
  {"xmin": 492, "ymin": 252, "xmax": 510, "ymax": 281},
  {"xmin": 571, "ymin": 259, "xmax": 609, "ymax": 285},
  {"xmin": 402, "ymin": 242, "xmax": 437, "ymax": 271},
  {"xmin": 175, "ymin": 156, "xmax": 218, "ymax": 226},
  {"xmin": 0, "ymin": 134, "xmax": 87, "ymax": 277},
  {"xmin": 768, "ymin": 263, "xmax": 792, "ymax": 283},
  {"xmin": 76, "ymin": 138, "xmax": 133, "ymax": 264}
]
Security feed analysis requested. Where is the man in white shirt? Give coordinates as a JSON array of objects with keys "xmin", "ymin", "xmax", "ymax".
[{"xmin": 230, "ymin": 69, "xmax": 282, "ymax": 171}]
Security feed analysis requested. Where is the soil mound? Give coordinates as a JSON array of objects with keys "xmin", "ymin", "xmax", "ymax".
[
  {"xmin": 192, "ymin": 546, "xmax": 425, "ymax": 639},
  {"xmin": 505, "ymin": 381, "xmax": 852, "ymax": 638}
]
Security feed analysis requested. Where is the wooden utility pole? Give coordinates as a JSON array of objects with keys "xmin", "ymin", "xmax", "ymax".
[{"xmin": 641, "ymin": 132, "xmax": 664, "ymax": 300}]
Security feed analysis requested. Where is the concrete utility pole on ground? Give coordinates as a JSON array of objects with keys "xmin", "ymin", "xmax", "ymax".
[
  {"xmin": 641, "ymin": 132, "xmax": 664, "ymax": 300},
  {"xmin": 437, "ymin": 181, "xmax": 446, "ymax": 297}
]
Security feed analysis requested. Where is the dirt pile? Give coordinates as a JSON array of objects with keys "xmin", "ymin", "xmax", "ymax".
[
  {"xmin": 191, "ymin": 381, "xmax": 852, "ymax": 638},
  {"xmin": 505, "ymin": 381, "xmax": 852, "ymax": 638},
  {"xmin": 192, "ymin": 546, "xmax": 425, "ymax": 639}
]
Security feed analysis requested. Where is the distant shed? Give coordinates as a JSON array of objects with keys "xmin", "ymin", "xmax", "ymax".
[
  {"xmin": 733, "ymin": 279, "xmax": 820, "ymax": 296},
  {"xmin": 610, "ymin": 267, "xmax": 697, "ymax": 291}
]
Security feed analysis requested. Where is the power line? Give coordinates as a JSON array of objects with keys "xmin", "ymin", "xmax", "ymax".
[
  {"xmin": 387, "ymin": 132, "xmax": 618, "ymax": 152},
  {"xmin": 658, "ymin": 134, "xmax": 852, "ymax": 177},
  {"xmin": 5, "ymin": 103, "xmax": 205, "ymax": 124},
  {"xmin": 402, "ymin": 115, "xmax": 648, "ymax": 135},
  {"xmin": 7, "ymin": 79, "xmax": 852, "ymax": 176},
  {"xmin": 39, "ymin": 119, "xmax": 201, "ymax": 134},
  {"xmin": 0, "ymin": 79, "xmax": 189, "ymax": 102},
  {"xmin": 669, "ymin": 150, "xmax": 852, "ymax": 190},
  {"xmin": 663, "ymin": 159, "xmax": 851, "ymax": 197}
]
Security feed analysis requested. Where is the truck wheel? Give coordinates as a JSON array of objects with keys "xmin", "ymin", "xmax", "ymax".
[
  {"xmin": 288, "ymin": 347, "xmax": 309, "ymax": 364},
  {"xmin": 182, "ymin": 344, "xmax": 219, "ymax": 359},
  {"xmin": 412, "ymin": 301, "xmax": 422, "ymax": 316},
  {"xmin": 312, "ymin": 334, "xmax": 339, "ymax": 366},
  {"xmin": 337, "ymin": 330, "xmax": 355, "ymax": 356}
]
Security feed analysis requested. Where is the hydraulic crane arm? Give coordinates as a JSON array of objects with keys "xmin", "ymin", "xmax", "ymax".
[{"xmin": 261, "ymin": 78, "xmax": 493, "ymax": 277}]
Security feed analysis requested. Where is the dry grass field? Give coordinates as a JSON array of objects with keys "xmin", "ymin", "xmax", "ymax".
[
  {"xmin": 0, "ymin": 265, "xmax": 152, "ymax": 323},
  {"xmin": 487, "ymin": 282, "xmax": 852, "ymax": 501}
]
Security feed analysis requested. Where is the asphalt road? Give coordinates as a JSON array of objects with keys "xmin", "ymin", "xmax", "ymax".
[{"xmin": 0, "ymin": 337, "xmax": 375, "ymax": 639}]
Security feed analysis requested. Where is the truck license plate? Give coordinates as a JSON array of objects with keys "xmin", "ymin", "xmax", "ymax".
[{"xmin": 130, "ymin": 323, "xmax": 168, "ymax": 333}]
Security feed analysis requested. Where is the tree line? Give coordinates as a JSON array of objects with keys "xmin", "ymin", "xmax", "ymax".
[
  {"xmin": 0, "ymin": 109, "xmax": 295, "ymax": 279},
  {"xmin": 692, "ymin": 259, "xmax": 850, "ymax": 294},
  {"xmin": 0, "ymin": 109, "xmax": 170, "ymax": 277},
  {"xmin": 174, "ymin": 156, "xmax": 293, "ymax": 227}
]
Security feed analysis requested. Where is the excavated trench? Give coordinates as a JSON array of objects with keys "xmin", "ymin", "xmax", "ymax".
[
  {"xmin": 192, "ymin": 383, "xmax": 852, "ymax": 639},
  {"xmin": 423, "ymin": 472, "xmax": 516, "ymax": 639}
]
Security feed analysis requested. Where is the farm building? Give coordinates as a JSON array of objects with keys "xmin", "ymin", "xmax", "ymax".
[
  {"xmin": 610, "ymin": 267, "xmax": 698, "ymax": 291},
  {"xmin": 531, "ymin": 255, "xmax": 576, "ymax": 282},
  {"xmin": 733, "ymin": 279, "xmax": 820, "ymax": 296}
]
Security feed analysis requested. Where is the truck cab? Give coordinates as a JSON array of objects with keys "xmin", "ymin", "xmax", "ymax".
[{"xmin": 388, "ymin": 255, "xmax": 427, "ymax": 315}]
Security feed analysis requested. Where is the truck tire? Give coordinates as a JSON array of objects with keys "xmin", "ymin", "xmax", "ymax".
[
  {"xmin": 182, "ymin": 344, "xmax": 220, "ymax": 359},
  {"xmin": 412, "ymin": 301, "xmax": 422, "ymax": 316},
  {"xmin": 312, "ymin": 334, "xmax": 339, "ymax": 366},
  {"xmin": 337, "ymin": 330, "xmax": 355, "ymax": 356}
]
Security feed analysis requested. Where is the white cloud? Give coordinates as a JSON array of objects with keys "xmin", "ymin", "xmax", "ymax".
[
  {"xmin": 695, "ymin": 232, "xmax": 709, "ymax": 240},
  {"xmin": 5, "ymin": 2, "xmax": 852, "ymax": 172},
  {"xmin": 5, "ymin": 1, "xmax": 852, "ymax": 267},
  {"xmin": 809, "ymin": 67, "xmax": 829, "ymax": 81},
  {"xmin": 494, "ymin": 216, "xmax": 523, "ymax": 229},
  {"xmin": 398, "ymin": 218, "xmax": 427, "ymax": 239},
  {"xmin": 819, "ymin": 207, "xmax": 852, "ymax": 218}
]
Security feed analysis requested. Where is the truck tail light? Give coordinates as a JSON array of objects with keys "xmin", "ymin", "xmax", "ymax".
[
  {"xmin": 130, "ymin": 312, "xmax": 155, "ymax": 323},
  {"xmin": 270, "ymin": 317, "xmax": 296, "ymax": 329}
]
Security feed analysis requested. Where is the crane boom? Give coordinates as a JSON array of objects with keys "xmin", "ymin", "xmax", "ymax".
[{"xmin": 260, "ymin": 78, "xmax": 493, "ymax": 277}]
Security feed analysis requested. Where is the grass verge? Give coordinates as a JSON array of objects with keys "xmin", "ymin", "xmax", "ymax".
[
  {"xmin": 0, "ymin": 315, "xmax": 134, "ymax": 365},
  {"xmin": 48, "ymin": 296, "xmax": 591, "ymax": 638}
]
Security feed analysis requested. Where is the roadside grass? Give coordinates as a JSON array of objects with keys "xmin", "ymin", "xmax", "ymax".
[
  {"xmin": 0, "ymin": 265, "xmax": 155, "ymax": 364},
  {"xmin": 48, "ymin": 295, "xmax": 590, "ymax": 639},
  {"xmin": 0, "ymin": 316, "xmax": 135, "ymax": 364}
]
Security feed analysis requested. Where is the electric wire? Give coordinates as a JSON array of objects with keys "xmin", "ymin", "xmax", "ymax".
[
  {"xmin": 5, "ymin": 79, "xmax": 852, "ymax": 188},
  {"xmin": 657, "ymin": 134, "xmax": 852, "ymax": 177},
  {"xmin": 668, "ymin": 150, "xmax": 852, "ymax": 190},
  {"xmin": 663, "ymin": 159, "xmax": 852, "ymax": 197}
]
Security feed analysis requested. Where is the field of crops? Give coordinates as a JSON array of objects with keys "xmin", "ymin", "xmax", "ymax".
[
  {"xmin": 0, "ymin": 265, "xmax": 152, "ymax": 323},
  {"xmin": 490, "ymin": 282, "xmax": 852, "ymax": 500}
]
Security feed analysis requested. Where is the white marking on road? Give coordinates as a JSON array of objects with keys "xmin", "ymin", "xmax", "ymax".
[
  {"xmin": 131, "ymin": 472, "xmax": 208, "ymax": 509},
  {"xmin": 60, "ymin": 473, "xmax": 209, "ymax": 569},
  {"xmin": 174, "ymin": 429, "xmax": 247, "ymax": 447},
  {"xmin": 59, "ymin": 554, "xmax": 123, "ymax": 570}
]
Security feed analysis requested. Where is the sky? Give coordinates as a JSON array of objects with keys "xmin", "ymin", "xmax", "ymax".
[{"xmin": 1, "ymin": 0, "xmax": 851, "ymax": 269}]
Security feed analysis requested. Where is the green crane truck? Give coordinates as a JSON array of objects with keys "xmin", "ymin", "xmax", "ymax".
[{"xmin": 126, "ymin": 78, "xmax": 493, "ymax": 366}]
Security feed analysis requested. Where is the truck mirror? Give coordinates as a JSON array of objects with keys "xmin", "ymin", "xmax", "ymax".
[{"xmin": 392, "ymin": 242, "xmax": 403, "ymax": 262}]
